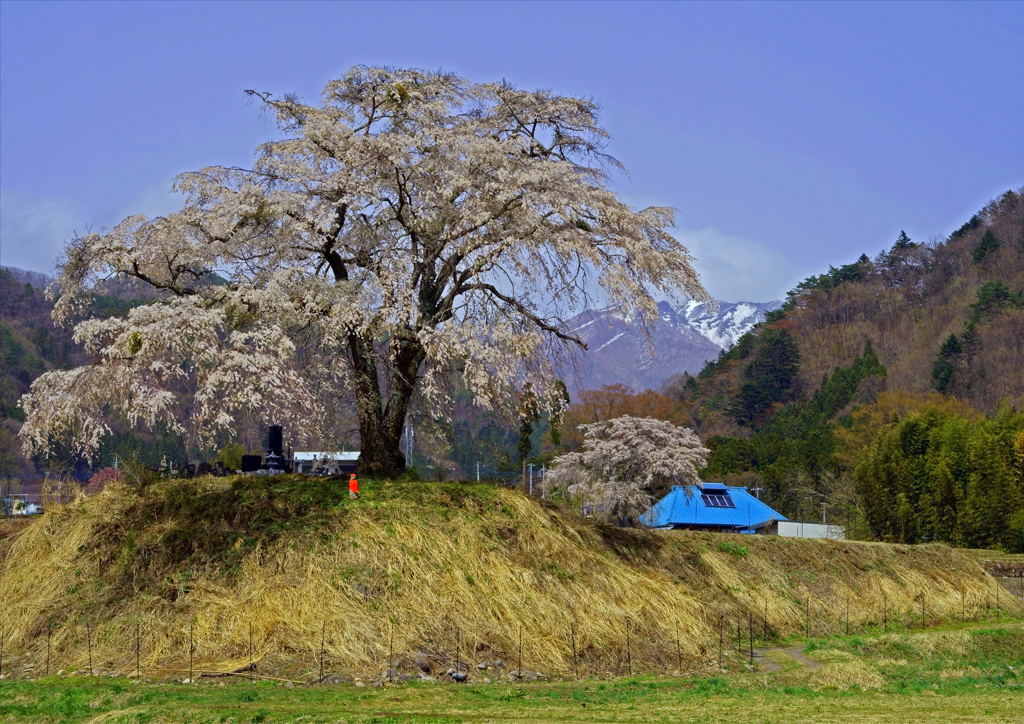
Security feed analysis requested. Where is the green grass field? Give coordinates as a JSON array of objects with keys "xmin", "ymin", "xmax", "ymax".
[{"xmin": 2, "ymin": 621, "xmax": 1021, "ymax": 723}]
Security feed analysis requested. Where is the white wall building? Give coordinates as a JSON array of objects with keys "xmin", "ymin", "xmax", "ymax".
[
  {"xmin": 771, "ymin": 520, "xmax": 845, "ymax": 539},
  {"xmin": 293, "ymin": 451, "xmax": 359, "ymax": 474}
]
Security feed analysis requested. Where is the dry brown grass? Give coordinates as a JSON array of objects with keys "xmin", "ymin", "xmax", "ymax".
[
  {"xmin": 807, "ymin": 659, "xmax": 886, "ymax": 691},
  {"xmin": 0, "ymin": 477, "xmax": 1018, "ymax": 682},
  {"xmin": 649, "ymin": 532, "xmax": 1019, "ymax": 637}
]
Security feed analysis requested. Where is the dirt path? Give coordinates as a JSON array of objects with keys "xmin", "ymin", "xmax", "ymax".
[
  {"xmin": 782, "ymin": 646, "xmax": 821, "ymax": 670},
  {"xmin": 750, "ymin": 648, "xmax": 782, "ymax": 673},
  {"xmin": 752, "ymin": 646, "xmax": 821, "ymax": 674}
]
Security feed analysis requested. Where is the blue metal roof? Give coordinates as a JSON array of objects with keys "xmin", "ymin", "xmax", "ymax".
[{"xmin": 640, "ymin": 484, "xmax": 787, "ymax": 530}]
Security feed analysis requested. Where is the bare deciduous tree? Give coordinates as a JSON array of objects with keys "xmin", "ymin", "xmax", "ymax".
[{"xmin": 20, "ymin": 66, "xmax": 708, "ymax": 476}]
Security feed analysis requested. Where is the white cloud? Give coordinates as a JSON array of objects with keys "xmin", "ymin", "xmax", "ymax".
[
  {"xmin": 114, "ymin": 180, "xmax": 185, "ymax": 223},
  {"xmin": 3, "ymin": 186, "xmax": 800, "ymax": 306},
  {"xmin": 0, "ymin": 182, "xmax": 185, "ymax": 276},
  {"xmin": 673, "ymin": 226, "xmax": 806, "ymax": 303},
  {"xmin": 0, "ymin": 193, "xmax": 84, "ymax": 275}
]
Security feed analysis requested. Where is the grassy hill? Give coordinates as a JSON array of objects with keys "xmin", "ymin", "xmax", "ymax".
[{"xmin": 0, "ymin": 475, "xmax": 1017, "ymax": 682}]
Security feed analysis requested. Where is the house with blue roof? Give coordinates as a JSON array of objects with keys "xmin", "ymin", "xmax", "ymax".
[{"xmin": 640, "ymin": 482, "xmax": 787, "ymax": 533}]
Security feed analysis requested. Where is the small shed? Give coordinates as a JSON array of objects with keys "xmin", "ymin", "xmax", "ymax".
[
  {"xmin": 640, "ymin": 483, "xmax": 786, "ymax": 534},
  {"xmin": 768, "ymin": 520, "xmax": 845, "ymax": 540}
]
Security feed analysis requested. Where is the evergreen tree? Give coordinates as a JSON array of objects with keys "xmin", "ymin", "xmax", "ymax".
[
  {"xmin": 893, "ymin": 230, "xmax": 916, "ymax": 250},
  {"xmin": 517, "ymin": 387, "xmax": 540, "ymax": 490},
  {"xmin": 730, "ymin": 328, "xmax": 801, "ymax": 425},
  {"xmin": 969, "ymin": 280, "xmax": 1024, "ymax": 322},
  {"xmin": 951, "ymin": 214, "xmax": 981, "ymax": 239},
  {"xmin": 931, "ymin": 334, "xmax": 963, "ymax": 392},
  {"xmin": 547, "ymin": 380, "xmax": 571, "ymax": 447},
  {"xmin": 971, "ymin": 229, "xmax": 1000, "ymax": 264}
]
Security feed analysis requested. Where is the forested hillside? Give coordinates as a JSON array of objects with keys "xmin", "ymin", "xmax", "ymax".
[
  {"xmin": 0, "ymin": 268, "xmax": 191, "ymax": 479},
  {"xmin": 0, "ymin": 269, "xmax": 83, "ymax": 478},
  {"xmin": 663, "ymin": 189, "xmax": 1024, "ymax": 551}
]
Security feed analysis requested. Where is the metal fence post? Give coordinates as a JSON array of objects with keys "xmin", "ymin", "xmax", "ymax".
[
  {"xmin": 748, "ymin": 613, "xmax": 753, "ymax": 663},
  {"xmin": 625, "ymin": 620, "xmax": 632, "ymax": 677},
  {"xmin": 675, "ymin": 620, "xmax": 682, "ymax": 675},
  {"xmin": 570, "ymin": 622, "xmax": 578, "ymax": 680},
  {"xmin": 518, "ymin": 625, "xmax": 523, "ymax": 679},
  {"xmin": 318, "ymin": 621, "xmax": 325, "ymax": 683},
  {"xmin": 718, "ymin": 615, "xmax": 723, "ymax": 670}
]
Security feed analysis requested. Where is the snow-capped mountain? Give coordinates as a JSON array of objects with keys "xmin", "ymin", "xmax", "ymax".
[
  {"xmin": 564, "ymin": 298, "xmax": 781, "ymax": 393},
  {"xmin": 678, "ymin": 298, "xmax": 782, "ymax": 350}
]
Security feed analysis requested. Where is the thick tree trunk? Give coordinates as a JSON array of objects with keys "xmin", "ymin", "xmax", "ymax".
[
  {"xmin": 348, "ymin": 331, "xmax": 425, "ymax": 478},
  {"xmin": 357, "ymin": 418, "xmax": 406, "ymax": 478}
]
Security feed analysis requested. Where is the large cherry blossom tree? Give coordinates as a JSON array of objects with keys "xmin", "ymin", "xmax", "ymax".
[{"xmin": 20, "ymin": 66, "xmax": 708, "ymax": 476}]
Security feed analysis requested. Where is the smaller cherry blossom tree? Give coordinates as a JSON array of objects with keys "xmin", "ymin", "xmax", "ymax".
[{"xmin": 544, "ymin": 416, "xmax": 709, "ymax": 524}]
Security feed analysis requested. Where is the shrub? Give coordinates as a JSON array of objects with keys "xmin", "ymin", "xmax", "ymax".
[
  {"xmin": 217, "ymin": 442, "xmax": 247, "ymax": 472},
  {"xmin": 718, "ymin": 540, "xmax": 749, "ymax": 557}
]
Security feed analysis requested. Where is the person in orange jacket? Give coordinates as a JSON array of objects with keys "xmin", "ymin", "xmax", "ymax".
[{"xmin": 349, "ymin": 472, "xmax": 359, "ymax": 499}]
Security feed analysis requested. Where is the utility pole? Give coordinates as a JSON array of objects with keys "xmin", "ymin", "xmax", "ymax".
[
  {"xmin": 476, "ymin": 461, "xmax": 480, "ymax": 482},
  {"xmin": 528, "ymin": 464, "xmax": 534, "ymax": 496},
  {"xmin": 752, "ymin": 486, "xmax": 763, "ymax": 500},
  {"xmin": 821, "ymin": 503, "xmax": 828, "ymax": 525}
]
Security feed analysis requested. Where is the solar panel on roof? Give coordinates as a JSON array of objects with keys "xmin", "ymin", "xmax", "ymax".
[{"xmin": 701, "ymin": 492, "xmax": 736, "ymax": 509}]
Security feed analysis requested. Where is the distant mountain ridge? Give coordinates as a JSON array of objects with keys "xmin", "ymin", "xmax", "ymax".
[
  {"xmin": 565, "ymin": 297, "xmax": 781, "ymax": 393},
  {"xmin": 678, "ymin": 299, "xmax": 783, "ymax": 349},
  {"xmin": 2, "ymin": 266, "xmax": 53, "ymax": 291},
  {"xmin": 1, "ymin": 263, "xmax": 779, "ymax": 396}
]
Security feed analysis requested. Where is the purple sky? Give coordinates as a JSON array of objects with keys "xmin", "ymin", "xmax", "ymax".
[{"xmin": 1, "ymin": 1, "xmax": 1021, "ymax": 302}]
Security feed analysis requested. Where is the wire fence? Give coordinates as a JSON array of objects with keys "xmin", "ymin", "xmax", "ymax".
[
  {"xmin": 4, "ymin": 579, "xmax": 1021, "ymax": 685},
  {"xmin": 475, "ymin": 464, "xmax": 547, "ymax": 495}
]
